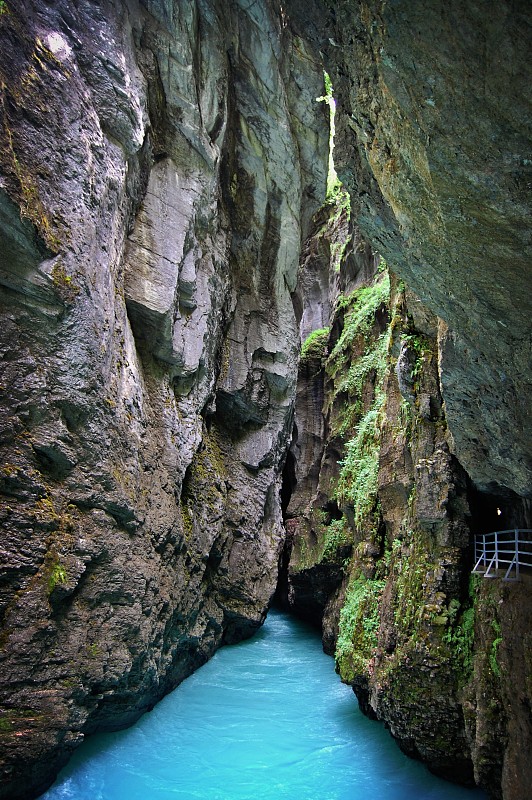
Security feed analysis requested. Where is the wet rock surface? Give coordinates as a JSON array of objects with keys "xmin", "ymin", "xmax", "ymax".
[
  {"xmin": 0, "ymin": 1, "xmax": 530, "ymax": 799},
  {"xmin": 313, "ymin": 0, "xmax": 532, "ymax": 498},
  {"xmin": 279, "ymin": 3, "xmax": 531, "ymax": 797},
  {"xmin": 0, "ymin": 1, "xmax": 326, "ymax": 797},
  {"xmin": 282, "ymin": 233, "xmax": 530, "ymax": 799}
]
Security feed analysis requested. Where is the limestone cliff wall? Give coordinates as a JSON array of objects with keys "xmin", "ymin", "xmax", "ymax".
[
  {"xmin": 283, "ymin": 203, "xmax": 532, "ymax": 800},
  {"xmin": 0, "ymin": 1, "xmax": 530, "ymax": 799},
  {"xmin": 314, "ymin": 0, "xmax": 532, "ymax": 499},
  {"xmin": 283, "ymin": 235, "xmax": 531, "ymax": 799},
  {"xmin": 279, "ymin": 4, "xmax": 531, "ymax": 797},
  {"xmin": 0, "ymin": 1, "xmax": 327, "ymax": 797}
]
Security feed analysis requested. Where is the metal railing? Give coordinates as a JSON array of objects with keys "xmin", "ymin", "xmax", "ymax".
[{"xmin": 473, "ymin": 529, "xmax": 532, "ymax": 581}]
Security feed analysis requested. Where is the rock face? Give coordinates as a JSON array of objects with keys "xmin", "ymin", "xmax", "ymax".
[
  {"xmin": 278, "ymin": 3, "xmax": 531, "ymax": 797},
  {"xmin": 0, "ymin": 1, "xmax": 530, "ymax": 799},
  {"xmin": 0, "ymin": 1, "xmax": 327, "ymax": 797},
  {"xmin": 317, "ymin": 0, "xmax": 532, "ymax": 500},
  {"xmin": 283, "ymin": 241, "xmax": 531, "ymax": 799}
]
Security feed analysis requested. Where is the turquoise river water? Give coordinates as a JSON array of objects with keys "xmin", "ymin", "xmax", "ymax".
[{"xmin": 41, "ymin": 609, "xmax": 487, "ymax": 800}]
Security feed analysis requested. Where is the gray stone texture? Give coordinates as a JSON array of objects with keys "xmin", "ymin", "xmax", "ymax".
[
  {"xmin": 0, "ymin": 1, "xmax": 327, "ymax": 797},
  {"xmin": 0, "ymin": 1, "xmax": 531, "ymax": 799},
  {"xmin": 309, "ymin": 0, "xmax": 532, "ymax": 497}
]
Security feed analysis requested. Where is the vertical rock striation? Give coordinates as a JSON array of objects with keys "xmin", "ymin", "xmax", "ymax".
[
  {"xmin": 0, "ymin": 1, "xmax": 530, "ymax": 799},
  {"xmin": 279, "ymin": 3, "xmax": 531, "ymax": 798},
  {"xmin": 0, "ymin": 1, "xmax": 327, "ymax": 797}
]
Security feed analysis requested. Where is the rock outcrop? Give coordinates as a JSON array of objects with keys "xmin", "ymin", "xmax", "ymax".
[
  {"xmin": 318, "ymin": 0, "xmax": 532, "ymax": 500},
  {"xmin": 0, "ymin": 1, "xmax": 326, "ymax": 797},
  {"xmin": 278, "ymin": 3, "xmax": 531, "ymax": 798},
  {"xmin": 0, "ymin": 1, "xmax": 530, "ymax": 799},
  {"xmin": 283, "ymin": 232, "xmax": 531, "ymax": 799}
]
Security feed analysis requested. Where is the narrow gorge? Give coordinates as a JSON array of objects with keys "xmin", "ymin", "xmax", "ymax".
[{"xmin": 0, "ymin": 2, "xmax": 530, "ymax": 799}]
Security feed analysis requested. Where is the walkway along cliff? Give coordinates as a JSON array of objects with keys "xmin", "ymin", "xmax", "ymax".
[{"xmin": 0, "ymin": 2, "xmax": 530, "ymax": 799}]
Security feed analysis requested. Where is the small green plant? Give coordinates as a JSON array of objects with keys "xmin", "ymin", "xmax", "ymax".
[
  {"xmin": 402, "ymin": 333, "xmax": 432, "ymax": 389},
  {"xmin": 48, "ymin": 562, "xmax": 67, "ymax": 593},
  {"xmin": 322, "ymin": 517, "xmax": 351, "ymax": 560},
  {"xmin": 327, "ymin": 270, "xmax": 391, "ymax": 529},
  {"xmin": 335, "ymin": 573, "xmax": 386, "ymax": 681},
  {"xmin": 333, "ymin": 332, "xmax": 389, "ymax": 430},
  {"xmin": 51, "ymin": 262, "xmax": 79, "ymax": 302},
  {"xmin": 335, "ymin": 395, "xmax": 384, "ymax": 528},
  {"xmin": 391, "ymin": 529, "xmax": 436, "ymax": 636},
  {"xmin": 398, "ymin": 398, "xmax": 412, "ymax": 437},
  {"xmin": 384, "ymin": 536, "xmax": 403, "ymax": 568},
  {"xmin": 0, "ymin": 2, "xmax": 7, "ymax": 16},
  {"xmin": 329, "ymin": 232, "xmax": 348, "ymax": 272},
  {"xmin": 489, "ymin": 619, "xmax": 502, "ymax": 678},
  {"xmin": 407, "ymin": 485, "xmax": 417, "ymax": 515},
  {"xmin": 300, "ymin": 327, "xmax": 330, "ymax": 364},
  {"xmin": 444, "ymin": 604, "xmax": 476, "ymax": 683},
  {"xmin": 329, "ymin": 274, "xmax": 390, "ymax": 364}
]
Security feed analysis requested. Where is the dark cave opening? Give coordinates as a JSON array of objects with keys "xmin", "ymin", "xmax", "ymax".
[
  {"xmin": 322, "ymin": 498, "xmax": 342, "ymax": 523},
  {"xmin": 280, "ymin": 448, "xmax": 297, "ymax": 517},
  {"xmin": 274, "ymin": 445, "xmax": 298, "ymax": 608},
  {"xmin": 467, "ymin": 482, "xmax": 531, "ymax": 535},
  {"xmin": 465, "ymin": 484, "xmax": 532, "ymax": 583}
]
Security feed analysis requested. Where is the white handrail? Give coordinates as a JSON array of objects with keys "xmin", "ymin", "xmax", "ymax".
[{"xmin": 472, "ymin": 529, "xmax": 532, "ymax": 582}]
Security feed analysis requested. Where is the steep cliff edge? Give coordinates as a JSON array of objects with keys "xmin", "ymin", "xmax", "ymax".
[
  {"xmin": 318, "ymin": 0, "xmax": 532, "ymax": 499},
  {"xmin": 279, "ymin": 2, "xmax": 531, "ymax": 797},
  {"xmin": 0, "ymin": 1, "xmax": 326, "ymax": 797},
  {"xmin": 283, "ymin": 244, "xmax": 531, "ymax": 797},
  {"xmin": 0, "ymin": 1, "xmax": 530, "ymax": 799}
]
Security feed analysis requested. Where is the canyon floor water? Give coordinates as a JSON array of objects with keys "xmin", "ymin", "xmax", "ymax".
[{"xmin": 40, "ymin": 610, "xmax": 487, "ymax": 800}]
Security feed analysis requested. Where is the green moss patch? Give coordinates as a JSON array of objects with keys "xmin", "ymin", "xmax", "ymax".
[
  {"xmin": 335, "ymin": 572, "xmax": 386, "ymax": 682},
  {"xmin": 327, "ymin": 273, "xmax": 391, "ymax": 529},
  {"xmin": 300, "ymin": 327, "xmax": 330, "ymax": 365}
]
